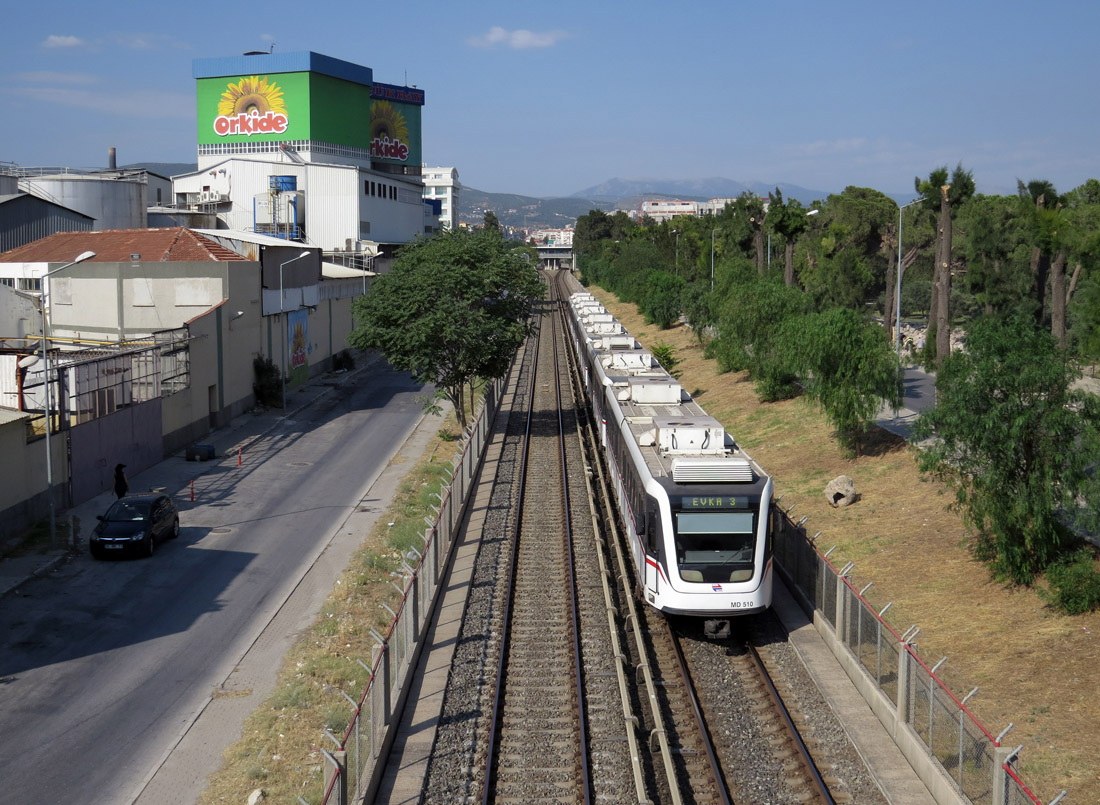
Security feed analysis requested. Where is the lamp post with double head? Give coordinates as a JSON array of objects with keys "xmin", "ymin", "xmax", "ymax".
[
  {"xmin": 41, "ymin": 250, "xmax": 96, "ymax": 545},
  {"xmin": 279, "ymin": 250, "xmax": 311, "ymax": 410}
]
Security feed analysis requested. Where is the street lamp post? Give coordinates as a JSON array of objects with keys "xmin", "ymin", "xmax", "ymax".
[
  {"xmin": 41, "ymin": 250, "xmax": 96, "ymax": 546},
  {"xmin": 672, "ymin": 229, "xmax": 681, "ymax": 274},
  {"xmin": 279, "ymin": 250, "xmax": 311, "ymax": 411},
  {"xmin": 895, "ymin": 200, "xmax": 922, "ymax": 357}
]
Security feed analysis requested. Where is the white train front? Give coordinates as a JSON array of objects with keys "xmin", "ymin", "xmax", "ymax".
[{"xmin": 567, "ymin": 290, "xmax": 774, "ymax": 637}]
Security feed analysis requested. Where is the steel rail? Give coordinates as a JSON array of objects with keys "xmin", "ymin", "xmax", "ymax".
[
  {"xmin": 551, "ymin": 297, "xmax": 593, "ymax": 802},
  {"xmin": 665, "ymin": 623, "xmax": 733, "ymax": 804},
  {"xmin": 746, "ymin": 642, "xmax": 834, "ymax": 804},
  {"xmin": 559, "ymin": 274, "xmax": 685, "ymax": 804},
  {"xmin": 480, "ymin": 308, "xmax": 540, "ymax": 805},
  {"xmin": 482, "ymin": 290, "xmax": 591, "ymax": 803},
  {"xmin": 555, "ymin": 272, "xmax": 651, "ymax": 803}
]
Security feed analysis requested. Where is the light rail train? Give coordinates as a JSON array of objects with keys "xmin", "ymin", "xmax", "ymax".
[{"xmin": 566, "ymin": 289, "xmax": 774, "ymax": 637}]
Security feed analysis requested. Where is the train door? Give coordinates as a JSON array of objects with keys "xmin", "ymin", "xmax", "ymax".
[{"xmin": 642, "ymin": 496, "xmax": 660, "ymax": 600}]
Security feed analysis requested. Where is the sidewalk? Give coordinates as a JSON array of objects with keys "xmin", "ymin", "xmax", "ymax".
[{"xmin": 0, "ymin": 351, "xmax": 385, "ymax": 599}]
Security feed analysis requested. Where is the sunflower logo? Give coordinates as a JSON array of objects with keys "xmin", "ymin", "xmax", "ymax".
[
  {"xmin": 370, "ymin": 100, "xmax": 408, "ymax": 144},
  {"xmin": 218, "ymin": 75, "xmax": 287, "ymax": 117}
]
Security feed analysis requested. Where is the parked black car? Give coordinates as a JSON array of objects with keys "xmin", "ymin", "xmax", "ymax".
[{"xmin": 90, "ymin": 493, "xmax": 180, "ymax": 559}]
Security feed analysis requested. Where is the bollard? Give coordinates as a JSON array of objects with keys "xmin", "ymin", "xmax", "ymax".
[
  {"xmin": 190, "ymin": 479, "xmax": 194, "ymax": 502},
  {"xmin": 238, "ymin": 446, "xmax": 242, "ymax": 467}
]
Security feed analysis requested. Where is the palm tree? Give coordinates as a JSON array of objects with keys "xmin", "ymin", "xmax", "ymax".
[{"xmin": 916, "ymin": 164, "xmax": 974, "ymax": 366}]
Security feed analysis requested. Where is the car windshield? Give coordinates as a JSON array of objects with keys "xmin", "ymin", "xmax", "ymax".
[{"xmin": 104, "ymin": 501, "xmax": 152, "ymax": 521}]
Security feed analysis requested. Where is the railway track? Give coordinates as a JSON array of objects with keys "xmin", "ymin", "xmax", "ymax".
[
  {"xmin": 422, "ymin": 270, "xmax": 884, "ymax": 804},
  {"xmin": 482, "ymin": 295, "xmax": 589, "ymax": 802}
]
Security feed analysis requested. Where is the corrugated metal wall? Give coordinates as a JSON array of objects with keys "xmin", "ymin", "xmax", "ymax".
[{"xmin": 0, "ymin": 196, "xmax": 93, "ymax": 253}]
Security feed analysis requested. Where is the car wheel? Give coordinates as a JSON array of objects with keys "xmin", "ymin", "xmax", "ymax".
[
  {"xmin": 145, "ymin": 534, "xmax": 155, "ymax": 557},
  {"xmin": 170, "ymin": 517, "xmax": 180, "ymax": 540}
]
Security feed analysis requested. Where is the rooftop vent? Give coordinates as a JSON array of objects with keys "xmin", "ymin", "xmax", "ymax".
[
  {"xmin": 656, "ymin": 415, "xmax": 725, "ymax": 454},
  {"xmin": 672, "ymin": 457, "xmax": 754, "ymax": 483}
]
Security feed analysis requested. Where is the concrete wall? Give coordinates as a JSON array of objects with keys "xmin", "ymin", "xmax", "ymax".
[
  {"xmin": 0, "ymin": 412, "xmax": 69, "ymax": 541},
  {"xmin": 47, "ymin": 261, "xmax": 238, "ymax": 343},
  {"xmin": 160, "ymin": 268, "xmax": 355, "ymax": 452}
]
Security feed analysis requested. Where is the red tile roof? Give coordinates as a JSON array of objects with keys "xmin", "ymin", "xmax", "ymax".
[{"xmin": 0, "ymin": 228, "xmax": 248, "ymax": 263}]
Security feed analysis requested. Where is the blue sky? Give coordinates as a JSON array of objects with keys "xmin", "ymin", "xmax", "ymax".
[{"xmin": 2, "ymin": 0, "xmax": 1097, "ymax": 199}]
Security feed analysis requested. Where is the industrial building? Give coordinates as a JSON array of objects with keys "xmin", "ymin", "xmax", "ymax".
[
  {"xmin": 0, "ymin": 227, "xmax": 368, "ymax": 538},
  {"xmin": 0, "ymin": 49, "xmax": 441, "ymax": 537},
  {"xmin": 171, "ymin": 51, "xmax": 438, "ymax": 264}
]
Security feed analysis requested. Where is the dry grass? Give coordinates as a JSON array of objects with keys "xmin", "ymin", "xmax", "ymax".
[
  {"xmin": 591, "ymin": 285, "xmax": 1100, "ymax": 804},
  {"xmin": 198, "ymin": 414, "xmax": 462, "ymax": 805}
]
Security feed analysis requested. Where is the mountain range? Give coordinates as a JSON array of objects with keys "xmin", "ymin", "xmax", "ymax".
[
  {"xmin": 460, "ymin": 177, "xmax": 844, "ymax": 229},
  {"xmin": 571, "ymin": 177, "xmax": 831, "ymax": 206}
]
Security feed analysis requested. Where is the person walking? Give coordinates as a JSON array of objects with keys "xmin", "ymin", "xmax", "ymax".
[{"xmin": 113, "ymin": 464, "xmax": 128, "ymax": 499}]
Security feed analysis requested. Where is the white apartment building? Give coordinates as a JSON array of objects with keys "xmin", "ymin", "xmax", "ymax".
[
  {"xmin": 422, "ymin": 166, "xmax": 460, "ymax": 230},
  {"xmin": 532, "ymin": 228, "xmax": 573, "ymax": 247},
  {"xmin": 639, "ymin": 197, "xmax": 745, "ymax": 221},
  {"xmin": 639, "ymin": 199, "xmax": 697, "ymax": 222}
]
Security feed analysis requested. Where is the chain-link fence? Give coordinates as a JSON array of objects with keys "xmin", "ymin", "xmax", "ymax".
[
  {"xmin": 774, "ymin": 512, "xmax": 1061, "ymax": 805},
  {"xmin": 298, "ymin": 376, "xmax": 504, "ymax": 805}
]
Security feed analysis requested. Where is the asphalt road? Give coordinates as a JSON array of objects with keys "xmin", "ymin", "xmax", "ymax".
[{"xmin": 0, "ymin": 365, "xmax": 426, "ymax": 804}]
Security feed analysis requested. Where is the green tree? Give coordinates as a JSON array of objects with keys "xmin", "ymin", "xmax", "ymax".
[
  {"xmin": 642, "ymin": 271, "xmax": 684, "ymax": 329},
  {"xmin": 1068, "ymin": 272, "xmax": 1100, "ymax": 363},
  {"xmin": 483, "ymin": 209, "xmax": 501, "ymax": 233},
  {"xmin": 710, "ymin": 278, "xmax": 809, "ymax": 382},
  {"xmin": 349, "ymin": 229, "xmax": 543, "ymax": 427},
  {"xmin": 766, "ymin": 188, "xmax": 815, "ymax": 287},
  {"xmin": 574, "ymin": 209, "xmax": 612, "ymax": 255},
  {"xmin": 956, "ymin": 194, "xmax": 1031, "ymax": 317},
  {"xmin": 912, "ymin": 315, "xmax": 1100, "ymax": 584},
  {"xmin": 916, "ymin": 164, "xmax": 975, "ymax": 366},
  {"xmin": 778, "ymin": 307, "xmax": 902, "ymax": 453}
]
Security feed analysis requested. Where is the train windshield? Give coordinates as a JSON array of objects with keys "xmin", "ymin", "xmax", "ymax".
[{"xmin": 674, "ymin": 512, "xmax": 756, "ymax": 584}]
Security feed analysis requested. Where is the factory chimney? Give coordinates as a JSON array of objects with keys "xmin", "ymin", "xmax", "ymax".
[{"xmin": 108, "ymin": 147, "xmax": 117, "ymax": 170}]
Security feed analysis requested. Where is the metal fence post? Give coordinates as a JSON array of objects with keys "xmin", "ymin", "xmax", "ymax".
[
  {"xmin": 371, "ymin": 634, "xmax": 391, "ymax": 725},
  {"xmin": 835, "ymin": 566, "xmax": 851, "ymax": 642},
  {"xmin": 409, "ymin": 573, "xmax": 420, "ymax": 644},
  {"xmin": 897, "ymin": 643, "xmax": 912, "ymax": 725},
  {"xmin": 322, "ymin": 748, "xmax": 347, "ymax": 805},
  {"xmin": 991, "ymin": 744, "xmax": 1018, "ymax": 805}
]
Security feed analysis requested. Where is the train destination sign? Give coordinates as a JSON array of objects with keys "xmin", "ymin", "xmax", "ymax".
[{"xmin": 674, "ymin": 496, "xmax": 749, "ymax": 509}]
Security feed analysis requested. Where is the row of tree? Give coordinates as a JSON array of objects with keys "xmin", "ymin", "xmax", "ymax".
[
  {"xmin": 576, "ymin": 174, "xmax": 1100, "ymax": 368},
  {"xmin": 574, "ymin": 170, "xmax": 1100, "ymax": 601}
]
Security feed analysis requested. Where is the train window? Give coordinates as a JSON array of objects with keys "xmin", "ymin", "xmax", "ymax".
[{"xmin": 674, "ymin": 512, "xmax": 756, "ymax": 583}]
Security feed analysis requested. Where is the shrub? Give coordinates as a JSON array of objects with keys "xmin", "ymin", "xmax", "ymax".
[
  {"xmin": 252, "ymin": 356, "xmax": 283, "ymax": 408},
  {"xmin": 651, "ymin": 342, "xmax": 682, "ymax": 379},
  {"xmin": 1042, "ymin": 549, "xmax": 1100, "ymax": 614}
]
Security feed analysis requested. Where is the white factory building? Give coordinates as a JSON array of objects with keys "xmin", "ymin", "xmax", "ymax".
[{"xmin": 171, "ymin": 51, "xmax": 440, "ymax": 265}]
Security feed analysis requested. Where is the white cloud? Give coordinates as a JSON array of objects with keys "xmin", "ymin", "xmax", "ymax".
[
  {"xmin": 468, "ymin": 26, "xmax": 568, "ymax": 49},
  {"xmin": 42, "ymin": 35, "xmax": 84, "ymax": 49}
]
